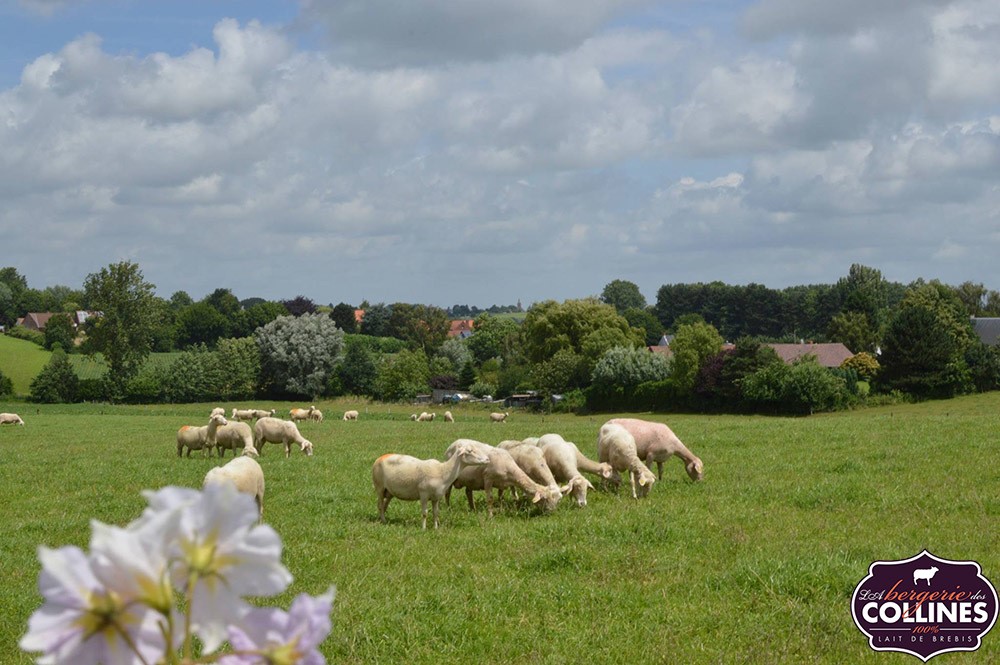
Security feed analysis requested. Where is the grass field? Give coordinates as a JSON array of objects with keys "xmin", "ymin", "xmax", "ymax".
[{"xmin": 0, "ymin": 396, "xmax": 998, "ymax": 663}]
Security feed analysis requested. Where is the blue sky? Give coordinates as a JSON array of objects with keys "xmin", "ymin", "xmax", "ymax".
[{"xmin": 1, "ymin": 0, "xmax": 998, "ymax": 308}]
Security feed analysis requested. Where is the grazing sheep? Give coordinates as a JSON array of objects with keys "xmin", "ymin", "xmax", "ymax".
[
  {"xmin": 537, "ymin": 434, "xmax": 598, "ymax": 506},
  {"xmin": 607, "ymin": 418, "xmax": 703, "ymax": 482},
  {"xmin": 214, "ymin": 421, "xmax": 259, "ymax": 458},
  {"xmin": 289, "ymin": 406, "xmax": 316, "ymax": 422},
  {"xmin": 210, "ymin": 407, "xmax": 226, "ymax": 418},
  {"xmin": 0, "ymin": 413, "xmax": 25, "ymax": 426},
  {"xmin": 538, "ymin": 433, "xmax": 613, "ymax": 482},
  {"xmin": 372, "ymin": 442, "xmax": 490, "ymax": 529},
  {"xmin": 251, "ymin": 408, "xmax": 277, "ymax": 420},
  {"xmin": 231, "ymin": 408, "xmax": 257, "ymax": 422},
  {"xmin": 176, "ymin": 414, "xmax": 228, "ymax": 458},
  {"xmin": 443, "ymin": 411, "xmax": 454, "ymax": 422},
  {"xmin": 502, "ymin": 443, "xmax": 565, "ymax": 503},
  {"xmin": 253, "ymin": 417, "xmax": 314, "ymax": 458},
  {"xmin": 489, "ymin": 412, "xmax": 509, "ymax": 423},
  {"xmin": 204, "ymin": 456, "xmax": 265, "ymax": 520},
  {"xmin": 445, "ymin": 439, "xmax": 563, "ymax": 516},
  {"xmin": 409, "ymin": 414, "xmax": 418, "ymax": 421},
  {"xmin": 343, "ymin": 410, "xmax": 359, "ymax": 421},
  {"xmin": 309, "ymin": 408, "xmax": 324, "ymax": 422},
  {"xmin": 416, "ymin": 412, "xmax": 436, "ymax": 422},
  {"xmin": 597, "ymin": 423, "xmax": 656, "ymax": 499}
]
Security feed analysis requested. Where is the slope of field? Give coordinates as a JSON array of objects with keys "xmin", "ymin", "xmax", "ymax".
[
  {"xmin": 1, "ymin": 395, "xmax": 997, "ymax": 663},
  {"xmin": 0, "ymin": 335, "xmax": 49, "ymax": 395}
]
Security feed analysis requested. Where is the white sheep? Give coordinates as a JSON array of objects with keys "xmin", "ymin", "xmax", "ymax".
[
  {"xmin": 409, "ymin": 413, "xmax": 418, "ymax": 421},
  {"xmin": 538, "ymin": 433, "xmax": 613, "ymax": 482},
  {"xmin": 537, "ymin": 434, "xmax": 598, "ymax": 507},
  {"xmin": 489, "ymin": 412, "xmax": 509, "ymax": 422},
  {"xmin": 502, "ymin": 443, "xmax": 565, "ymax": 503},
  {"xmin": 176, "ymin": 414, "xmax": 228, "ymax": 458},
  {"xmin": 607, "ymin": 418, "xmax": 704, "ymax": 482},
  {"xmin": 372, "ymin": 442, "xmax": 490, "ymax": 529},
  {"xmin": 251, "ymin": 408, "xmax": 277, "ymax": 420},
  {"xmin": 913, "ymin": 566, "xmax": 939, "ymax": 586},
  {"xmin": 443, "ymin": 411, "xmax": 454, "ymax": 422},
  {"xmin": 204, "ymin": 456, "xmax": 265, "ymax": 520},
  {"xmin": 210, "ymin": 407, "xmax": 226, "ymax": 418},
  {"xmin": 231, "ymin": 408, "xmax": 258, "ymax": 422},
  {"xmin": 213, "ymin": 420, "xmax": 259, "ymax": 458},
  {"xmin": 445, "ymin": 439, "xmax": 563, "ymax": 516},
  {"xmin": 309, "ymin": 408, "xmax": 324, "ymax": 422},
  {"xmin": 253, "ymin": 417, "xmax": 314, "ymax": 458},
  {"xmin": 597, "ymin": 423, "xmax": 657, "ymax": 499},
  {"xmin": 416, "ymin": 412, "xmax": 436, "ymax": 422},
  {"xmin": 289, "ymin": 406, "xmax": 316, "ymax": 422},
  {"xmin": 343, "ymin": 410, "xmax": 359, "ymax": 421},
  {"xmin": 0, "ymin": 413, "xmax": 25, "ymax": 426}
]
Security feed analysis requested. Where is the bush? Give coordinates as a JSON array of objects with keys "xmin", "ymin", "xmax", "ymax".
[
  {"xmin": 373, "ymin": 348, "xmax": 430, "ymax": 401},
  {"xmin": 0, "ymin": 368, "xmax": 13, "ymax": 397},
  {"xmin": 632, "ymin": 379, "xmax": 677, "ymax": 412},
  {"xmin": 124, "ymin": 363, "xmax": 167, "ymax": 404},
  {"xmin": 76, "ymin": 377, "xmax": 106, "ymax": 402},
  {"xmin": 216, "ymin": 337, "xmax": 260, "ymax": 400},
  {"xmin": 30, "ymin": 350, "xmax": 79, "ymax": 403},
  {"xmin": 742, "ymin": 359, "xmax": 850, "ymax": 415},
  {"xmin": 8, "ymin": 326, "xmax": 45, "ymax": 346},
  {"xmin": 161, "ymin": 346, "xmax": 224, "ymax": 403},
  {"xmin": 256, "ymin": 314, "xmax": 345, "ymax": 399},
  {"xmin": 552, "ymin": 389, "xmax": 586, "ymax": 413},
  {"xmin": 469, "ymin": 381, "xmax": 497, "ymax": 399}
]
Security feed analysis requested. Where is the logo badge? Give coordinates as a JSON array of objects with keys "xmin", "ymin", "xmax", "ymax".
[{"xmin": 852, "ymin": 550, "xmax": 998, "ymax": 661}]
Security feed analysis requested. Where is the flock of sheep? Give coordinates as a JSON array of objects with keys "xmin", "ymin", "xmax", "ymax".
[{"xmin": 373, "ymin": 417, "xmax": 704, "ymax": 529}]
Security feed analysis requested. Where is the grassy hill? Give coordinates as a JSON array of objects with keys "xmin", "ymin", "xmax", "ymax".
[{"xmin": 0, "ymin": 335, "xmax": 49, "ymax": 395}]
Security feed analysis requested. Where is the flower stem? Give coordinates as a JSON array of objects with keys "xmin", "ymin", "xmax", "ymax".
[
  {"xmin": 184, "ymin": 572, "xmax": 198, "ymax": 661},
  {"xmin": 113, "ymin": 621, "xmax": 153, "ymax": 665}
]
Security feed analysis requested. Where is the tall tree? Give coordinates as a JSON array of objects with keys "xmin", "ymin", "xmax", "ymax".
[
  {"xmin": 521, "ymin": 299, "xmax": 643, "ymax": 365},
  {"xmin": 669, "ymin": 321, "xmax": 724, "ymax": 395},
  {"xmin": 466, "ymin": 313, "xmax": 520, "ymax": 363},
  {"xmin": 281, "ymin": 295, "xmax": 317, "ymax": 317},
  {"xmin": 255, "ymin": 313, "xmax": 345, "ymax": 398},
  {"xmin": 827, "ymin": 310, "xmax": 878, "ymax": 354},
  {"xmin": 43, "ymin": 313, "xmax": 76, "ymax": 351},
  {"xmin": 600, "ymin": 279, "xmax": 646, "ymax": 313},
  {"xmin": 330, "ymin": 302, "xmax": 358, "ymax": 333},
  {"xmin": 82, "ymin": 261, "xmax": 158, "ymax": 398},
  {"xmin": 359, "ymin": 302, "xmax": 392, "ymax": 337}
]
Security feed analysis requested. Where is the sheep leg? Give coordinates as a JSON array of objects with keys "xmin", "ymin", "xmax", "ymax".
[
  {"xmin": 656, "ymin": 460, "xmax": 663, "ymax": 480},
  {"xmin": 629, "ymin": 471, "xmax": 639, "ymax": 500},
  {"xmin": 378, "ymin": 491, "xmax": 391, "ymax": 523},
  {"xmin": 484, "ymin": 481, "xmax": 495, "ymax": 518},
  {"xmin": 465, "ymin": 486, "xmax": 475, "ymax": 511},
  {"xmin": 432, "ymin": 498, "xmax": 440, "ymax": 529},
  {"xmin": 420, "ymin": 496, "xmax": 429, "ymax": 530}
]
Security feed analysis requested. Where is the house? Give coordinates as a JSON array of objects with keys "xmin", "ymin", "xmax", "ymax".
[
  {"xmin": 21, "ymin": 312, "xmax": 57, "ymax": 332},
  {"xmin": 448, "ymin": 319, "xmax": 475, "ymax": 339},
  {"xmin": 971, "ymin": 317, "xmax": 1000, "ymax": 346},
  {"xmin": 646, "ymin": 341, "xmax": 853, "ymax": 368},
  {"xmin": 354, "ymin": 309, "xmax": 365, "ymax": 325}
]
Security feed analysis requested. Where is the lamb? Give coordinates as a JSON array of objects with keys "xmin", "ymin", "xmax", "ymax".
[
  {"xmin": 213, "ymin": 420, "xmax": 259, "ymax": 458},
  {"xmin": 252, "ymin": 408, "xmax": 277, "ymax": 420},
  {"xmin": 343, "ymin": 410, "xmax": 359, "ymax": 421},
  {"xmin": 289, "ymin": 406, "xmax": 316, "ymax": 422},
  {"xmin": 443, "ymin": 411, "xmax": 454, "ymax": 422},
  {"xmin": 913, "ymin": 566, "xmax": 939, "ymax": 586},
  {"xmin": 253, "ymin": 417, "xmax": 314, "ymax": 458},
  {"xmin": 607, "ymin": 418, "xmax": 703, "ymax": 482},
  {"xmin": 416, "ymin": 412, "xmax": 436, "ymax": 422},
  {"xmin": 444, "ymin": 439, "xmax": 563, "ymax": 516},
  {"xmin": 537, "ymin": 434, "xmax": 598, "ymax": 507},
  {"xmin": 489, "ymin": 412, "xmax": 509, "ymax": 422},
  {"xmin": 204, "ymin": 456, "xmax": 265, "ymax": 520},
  {"xmin": 176, "ymin": 414, "xmax": 228, "ymax": 458},
  {"xmin": 372, "ymin": 442, "xmax": 490, "ymax": 529},
  {"xmin": 231, "ymin": 408, "xmax": 258, "ymax": 422},
  {"xmin": 597, "ymin": 423, "xmax": 657, "ymax": 499},
  {"xmin": 309, "ymin": 408, "xmax": 324, "ymax": 422},
  {"xmin": 210, "ymin": 407, "xmax": 226, "ymax": 418},
  {"xmin": 0, "ymin": 413, "xmax": 25, "ymax": 426}
]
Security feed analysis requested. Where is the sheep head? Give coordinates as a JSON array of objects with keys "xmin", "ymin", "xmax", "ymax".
[
  {"xmin": 686, "ymin": 458, "xmax": 704, "ymax": 482},
  {"xmin": 596, "ymin": 462, "xmax": 614, "ymax": 480},
  {"xmin": 300, "ymin": 439, "xmax": 314, "ymax": 456},
  {"xmin": 531, "ymin": 485, "xmax": 563, "ymax": 512},
  {"xmin": 560, "ymin": 476, "xmax": 594, "ymax": 507}
]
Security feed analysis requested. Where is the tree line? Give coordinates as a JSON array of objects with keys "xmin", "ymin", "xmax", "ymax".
[{"xmin": 3, "ymin": 262, "xmax": 999, "ymax": 413}]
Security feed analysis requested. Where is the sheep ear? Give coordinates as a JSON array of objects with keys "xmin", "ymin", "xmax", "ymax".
[
  {"xmin": 532, "ymin": 492, "xmax": 543, "ymax": 504},
  {"xmin": 639, "ymin": 475, "xmax": 648, "ymax": 486},
  {"xmin": 584, "ymin": 478, "xmax": 595, "ymax": 490},
  {"xmin": 559, "ymin": 484, "xmax": 572, "ymax": 496}
]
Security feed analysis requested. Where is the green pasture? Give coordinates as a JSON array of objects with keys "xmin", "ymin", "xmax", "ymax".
[{"xmin": 0, "ymin": 396, "xmax": 998, "ymax": 663}]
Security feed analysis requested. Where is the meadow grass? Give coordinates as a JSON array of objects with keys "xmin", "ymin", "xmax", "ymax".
[
  {"xmin": 0, "ymin": 396, "xmax": 997, "ymax": 663},
  {"xmin": 0, "ymin": 335, "xmax": 50, "ymax": 395}
]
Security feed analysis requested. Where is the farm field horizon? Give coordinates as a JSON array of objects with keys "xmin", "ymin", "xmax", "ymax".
[{"xmin": 1, "ymin": 396, "xmax": 997, "ymax": 663}]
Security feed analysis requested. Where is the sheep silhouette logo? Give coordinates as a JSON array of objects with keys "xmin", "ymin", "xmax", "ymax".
[{"xmin": 852, "ymin": 550, "xmax": 998, "ymax": 661}]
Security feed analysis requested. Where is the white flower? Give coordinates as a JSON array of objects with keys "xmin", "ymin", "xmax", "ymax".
[
  {"xmin": 139, "ymin": 483, "xmax": 292, "ymax": 653},
  {"xmin": 20, "ymin": 546, "xmax": 167, "ymax": 665},
  {"xmin": 221, "ymin": 587, "xmax": 336, "ymax": 665}
]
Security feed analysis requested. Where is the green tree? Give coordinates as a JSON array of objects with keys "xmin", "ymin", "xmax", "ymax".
[
  {"xmin": 255, "ymin": 313, "xmax": 345, "ymax": 398},
  {"xmin": 339, "ymin": 341, "xmax": 379, "ymax": 396},
  {"xmin": 878, "ymin": 302, "xmax": 971, "ymax": 398},
  {"xmin": 827, "ymin": 310, "xmax": 878, "ymax": 354},
  {"xmin": 458, "ymin": 361, "xmax": 477, "ymax": 390},
  {"xmin": 43, "ymin": 313, "xmax": 76, "ymax": 351},
  {"xmin": 82, "ymin": 261, "xmax": 159, "ymax": 400},
  {"xmin": 359, "ymin": 302, "xmax": 393, "ymax": 337},
  {"xmin": 169, "ymin": 290, "xmax": 194, "ymax": 310},
  {"xmin": 216, "ymin": 337, "xmax": 260, "ymax": 400},
  {"xmin": 837, "ymin": 264, "xmax": 891, "ymax": 331},
  {"xmin": 521, "ymin": 298, "xmax": 643, "ymax": 366},
  {"xmin": 388, "ymin": 303, "xmax": 450, "ymax": 352},
  {"xmin": 0, "ymin": 367, "xmax": 14, "ymax": 397},
  {"xmin": 600, "ymin": 279, "xmax": 646, "ymax": 313},
  {"xmin": 965, "ymin": 342, "xmax": 1000, "ymax": 393},
  {"xmin": 841, "ymin": 351, "xmax": 880, "ymax": 381},
  {"xmin": 591, "ymin": 346, "xmax": 670, "ymax": 391},
  {"xmin": 952, "ymin": 281, "xmax": 988, "ymax": 317},
  {"xmin": 30, "ymin": 349, "xmax": 79, "ymax": 403},
  {"xmin": 531, "ymin": 348, "xmax": 586, "ymax": 396},
  {"xmin": 374, "ymin": 348, "xmax": 430, "ymax": 401},
  {"xmin": 241, "ymin": 301, "xmax": 289, "ymax": 336},
  {"xmin": 622, "ymin": 307, "xmax": 664, "ymax": 346},
  {"xmin": 0, "ymin": 267, "xmax": 28, "ymax": 327},
  {"xmin": 330, "ymin": 303, "xmax": 358, "ymax": 334},
  {"xmin": 669, "ymin": 321, "xmax": 724, "ymax": 395},
  {"xmin": 161, "ymin": 345, "xmax": 225, "ymax": 403},
  {"xmin": 437, "ymin": 338, "xmax": 472, "ymax": 373},
  {"xmin": 175, "ymin": 302, "xmax": 230, "ymax": 348},
  {"xmin": 466, "ymin": 314, "xmax": 520, "ymax": 363}
]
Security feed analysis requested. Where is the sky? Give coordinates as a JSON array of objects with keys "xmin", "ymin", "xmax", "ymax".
[{"xmin": 1, "ymin": 0, "xmax": 998, "ymax": 308}]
